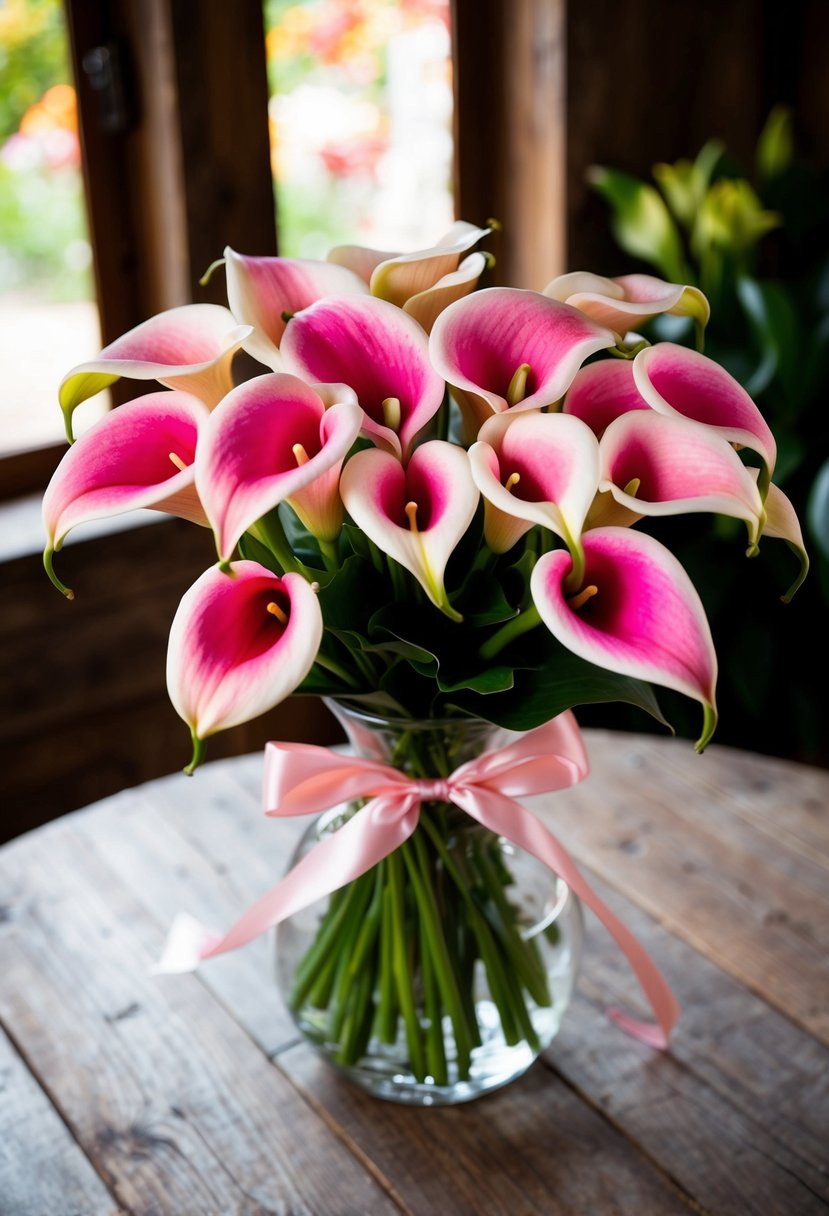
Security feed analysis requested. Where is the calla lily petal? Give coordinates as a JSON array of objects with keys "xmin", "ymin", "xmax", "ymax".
[
  {"xmin": 429, "ymin": 287, "xmax": 616, "ymax": 433},
  {"xmin": 469, "ymin": 411, "xmax": 600, "ymax": 555},
  {"xmin": 281, "ymin": 295, "xmax": 444, "ymax": 460},
  {"xmin": 224, "ymin": 247, "xmax": 369, "ymax": 371},
  {"xmin": 761, "ymin": 482, "xmax": 809, "ymax": 602},
  {"xmin": 369, "ymin": 221, "xmax": 491, "ymax": 307},
  {"xmin": 403, "ymin": 252, "xmax": 488, "ymax": 334},
  {"xmin": 340, "ymin": 440, "xmax": 479, "ymax": 620},
  {"xmin": 531, "ymin": 527, "xmax": 718, "ymax": 750},
  {"xmin": 59, "ymin": 305, "xmax": 251, "ymax": 440},
  {"xmin": 633, "ymin": 343, "xmax": 777, "ymax": 486},
  {"xmin": 43, "ymin": 391, "xmax": 209, "ymax": 597},
  {"xmin": 167, "ymin": 562, "xmax": 323, "ymax": 770},
  {"xmin": 563, "ymin": 358, "xmax": 651, "ymax": 436},
  {"xmin": 599, "ymin": 411, "xmax": 766, "ymax": 546},
  {"xmin": 545, "ymin": 271, "xmax": 709, "ymax": 336},
  {"xmin": 195, "ymin": 372, "xmax": 363, "ymax": 562}
]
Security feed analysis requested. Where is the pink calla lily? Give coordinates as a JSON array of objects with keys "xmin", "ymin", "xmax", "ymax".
[
  {"xmin": 280, "ymin": 295, "xmax": 445, "ymax": 460},
  {"xmin": 340, "ymin": 440, "xmax": 479, "ymax": 620},
  {"xmin": 563, "ymin": 358, "xmax": 651, "ymax": 436},
  {"xmin": 760, "ymin": 482, "xmax": 809, "ymax": 602},
  {"xmin": 545, "ymin": 271, "xmax": 709, "ymax": 337},
  {"xmin": 599, "ymin": 411, "xmax": 766, "ymax": 548},
  {"xmin": 223, "ymin": 247, "xmax": 369, "ymax": 371},
  {"xmin": 166, "ymin": 561, "xmax": 323, "ymax": 772},
  {"xmin": 429, "ymin": 287, "xmax": 616, "ymax": 439},
  {"xmin": 195, "ymin": 372, "xmax": 363, "ymax": 562},
  {"xmin": 469, "ymin": 411, "xmax": 600, "ymax": 559},
  {"xmin": 633, "ymin": 343, "xmax": 777, "ymax": 489},
  {"xmin": 59, "ymin": 305, "xmax": 251, "ymax": 441},
  {"xmin": 531, "ymin": 527, "xmax": 718, "ymax": 751},
  {"xmin": 42, "ymin": 391, "xmax": 210, "ymax": 598}
]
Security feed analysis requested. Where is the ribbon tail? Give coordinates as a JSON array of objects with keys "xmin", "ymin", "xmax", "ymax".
[
  {"xmin": 154, "ymin": 795, "xmax": 418, "ymax": 973},
  {"xmin": 456, "ymin": 787, "xmax": 680, "ymax": 1048}
]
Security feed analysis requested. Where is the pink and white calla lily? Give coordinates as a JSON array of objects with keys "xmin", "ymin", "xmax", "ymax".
[
  {"xmin": 469, "ymin": 411, "xmax": 600, "ymax": 560},
  {"xmin": 599, "ymin": 411, "xmax": 767, "ymax": 548},
  {"xmin": 59, "ymin": 305, "xmax": 251, "ymax": 441},
  {"xmin": 633, "ymin": 343, "xmax": 777, "ymax": 490},
  {"xmin": 328, "ymin": 220, "xmax": 490, "ymax": 299},
  {"xmin": 531, "ymin": 527, "xmax": 718, "ymax": 751},
  {"xmin": 42, "ymin": 390, "xmax": 209, "ymax": 598},
  {"xmin": 223, "ymin": 247, "xmax": 369, "ymax": 371},
  {"xmin": 563, "ymin": 358, "xmax": 651, "ymax": 436},
  {"xmin": 545, "ymin": 271, "xmax": 709, "ymax": 338},
  {"xmin": 402, "ymin": 252, "xmax": 489, "ymax": 334},
  {"xmin": 280, "ymin": 295, "xmax": 445, "ymax": 460},
  {"xmin": 166, "ymin": 561, "xmax": 323, "ymax": 773},
  {"xmin": 340, "ymin": 440, "xmax": 479, "ymax": 620},
  {"xmin": 429, "ymin": 287, "xmax": 616, "ymax": 439},
  {"xmin": 760, "ymin": 482, "xmax": 809, "ymax": 602},
  {"xmin": 195, "ymin": 372, "xmax": 363, "ymax": 562}
]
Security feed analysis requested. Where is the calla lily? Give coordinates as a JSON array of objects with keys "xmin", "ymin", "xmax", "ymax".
[
  {"xmin": 531, "ymin": 527, "xmax": 718, "ymax": 751},
  {"xmin": 633, "ymin": 343, "xmax": 777, "ymax": 490},
  {"xmin": 429, "ymin": 287, "xmax": 616, "ymax": 439},
  {"xmin": 166, "ymin": 561, "xmax": 323, "ymax": 773},
  {"xmin": 280, "ymin": 295, "xmax": 445, "ymax": 460},
  {"xmin": 195, "ymin": 372, "xmax": 363, "ymax": 562},
  {"xmin": 43, "ymin": 391, "xmax": 209, "ymax": 598},
  {"xmin": 599, "ymin": 411, "xmax": 766, "ymax": 548},
  {"xmin": 545, "ymin": 271, "xmax": 709, "ymax": 338},
  {"xmin": 403, "ymin": 252, "xmax": 489, "ymax": 334},
  {"xmin": 59, "ymin": 305, "xmax": 251, "ymax": 441},
  {"xmin": 563, "ymin": 359, "xmax": 651, "ymax": 436},
  {"xmin": 223, "ymin": 247, "xmax": 369, "ymax": 371},
  {"xmin": 328, "ymin": 220, "xmax": 490, "ymax": 304},
  {"xmin": 760, "ymin": 482, "xmax": 809, "ymax": 602},
  {"xmin": 340, "ymin": 440, "xmax": 479, "ymax": 620},
  {"xmin": 469, "ymin": 412, "xmax": 600, "ymax": 561}
]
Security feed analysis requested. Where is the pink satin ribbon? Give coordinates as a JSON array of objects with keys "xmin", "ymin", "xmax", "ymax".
[{"xmin": 158, "ymin": 712, "xmax": 679, "ymax": 1049}]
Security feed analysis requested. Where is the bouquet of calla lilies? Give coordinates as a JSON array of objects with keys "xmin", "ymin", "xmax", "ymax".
[
  {"xmin": 42, "ymin": 221, "xmax": 809, "ymax": 1083},
  {"xmin": 43, "ymin": 220, "xmax": 806, "ymax": 772}
]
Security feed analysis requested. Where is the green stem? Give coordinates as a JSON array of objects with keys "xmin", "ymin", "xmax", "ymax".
[
  {"xmin": 387, "ymin": 849, "xmax": 426, "ymax": 1081},
  {"xmin": 479, "ymin": 604, "xmax": 542, "ymax": 661},
  {"xmin": 254, "ymin": 509, "xmax": 307, "ymax": 576},
  {"xmin": 375, "ymin": 884, "xmax": 398, "ymax": 1044}
]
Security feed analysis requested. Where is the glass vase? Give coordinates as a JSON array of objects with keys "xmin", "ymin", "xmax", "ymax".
[{"xmin": 275, "ymin": 701, "xmax": 583, "ymax": 1105}]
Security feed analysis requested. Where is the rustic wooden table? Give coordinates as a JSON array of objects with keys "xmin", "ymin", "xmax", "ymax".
[{"xmin": 2, "ymin": 729, "xmax": 828, "ymax": 1216}]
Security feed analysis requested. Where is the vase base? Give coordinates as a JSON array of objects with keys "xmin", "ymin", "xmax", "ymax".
[{"xmin": 300, "ymin": 999, "xmax": 566, "ymax": 1106}]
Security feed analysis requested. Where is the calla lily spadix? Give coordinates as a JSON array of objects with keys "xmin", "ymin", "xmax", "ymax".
[
  {"xmin": 327, "ymin": 220, "xmax": 490, "ymax": 304},
  {"xmin": 633, "ymin": 343, "xmax": 777, "ymax": 492},
  {"xmin": 563, "ymin": 358, "xmax": 651, "ymax": 436},
  {"xmin": 531, "ymin": 527, "xmax": 718, "ymax": 751},
  {"xmin": 223, "ymin": 247, "xmax": 369, "ymax": 371},
  {"xmin": 280, "ymin": 295, "xmax": 444, "ymax": 460},
  {"xmin": 43, "ymin": 391, "xmax": 209, "ymax": 599},
  {"xmin": 166, "ymin": 561, "xmax": 323, "ymax": 773},
  {"xmin": 195, "ymin": 372, "xmax": 363, "ymax": 563},
  {"xmin": 469, "ymin": 412, "xmax": 600, "ymax": 565},
  {"xmin": 340, "ymin": 440, "xmax": 479, "ymax": 621},
  {"xmin": 599, "ymin": 411, "xmax": 767, "ymax": 549},
  {"xmin": 429, "ymin": 287, "xmax": 617, "ymax": 439},
  {"xmin": 545, "ymin": 271, "xmax": 709, "ymax": 338},
  {"xmin": 59, "ymin": 305, "xmax": 251, "ymax": 442}
]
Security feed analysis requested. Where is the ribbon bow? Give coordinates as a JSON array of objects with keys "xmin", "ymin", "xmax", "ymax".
[{"xmin": 158, "ymin": 712, "xmax": 679, "ymax": 1049}]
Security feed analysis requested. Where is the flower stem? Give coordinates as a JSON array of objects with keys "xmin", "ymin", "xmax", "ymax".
[{"xmin": 479, "ymin": 604, "xmax": 542, "ymax": 661}]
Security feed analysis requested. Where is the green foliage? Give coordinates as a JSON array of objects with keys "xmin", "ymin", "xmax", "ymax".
[
  {"xmin": 0, "ymin": 0, "xmax": 69, "ymax": 141},
  {"xmin": 591, "ymin": 111, "xmax": 829, "ymax": 761}
]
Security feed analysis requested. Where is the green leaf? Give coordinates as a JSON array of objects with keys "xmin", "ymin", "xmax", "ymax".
[
  {"xmin": 756, "ymin": 106, "xmax": 794, "ymax": 184},
  {"xmin": 450, "ymin": 635, "xmax": 670, "ymax": 733},
  {"xmin": 736, "ymin": 276, "xmax": 800, "ymax": 405},
  {"xmin": 588, "ymin": 165, "xmax": 689, "ymax": 282}
]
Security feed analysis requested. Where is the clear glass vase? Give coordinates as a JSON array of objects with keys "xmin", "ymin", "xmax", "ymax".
[{"xmin": 275, "ymin": 701, "xmax": 583, "ymax": 1105}]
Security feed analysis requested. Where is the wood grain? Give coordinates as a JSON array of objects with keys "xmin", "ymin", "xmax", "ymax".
[
  {"xmin": 0, "ymin": 1024, "xmax": 121, "ymax": 1216},
  {"xmin": 0, "ymin": 821, "xmax": 399, "ymax": 1215}
]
